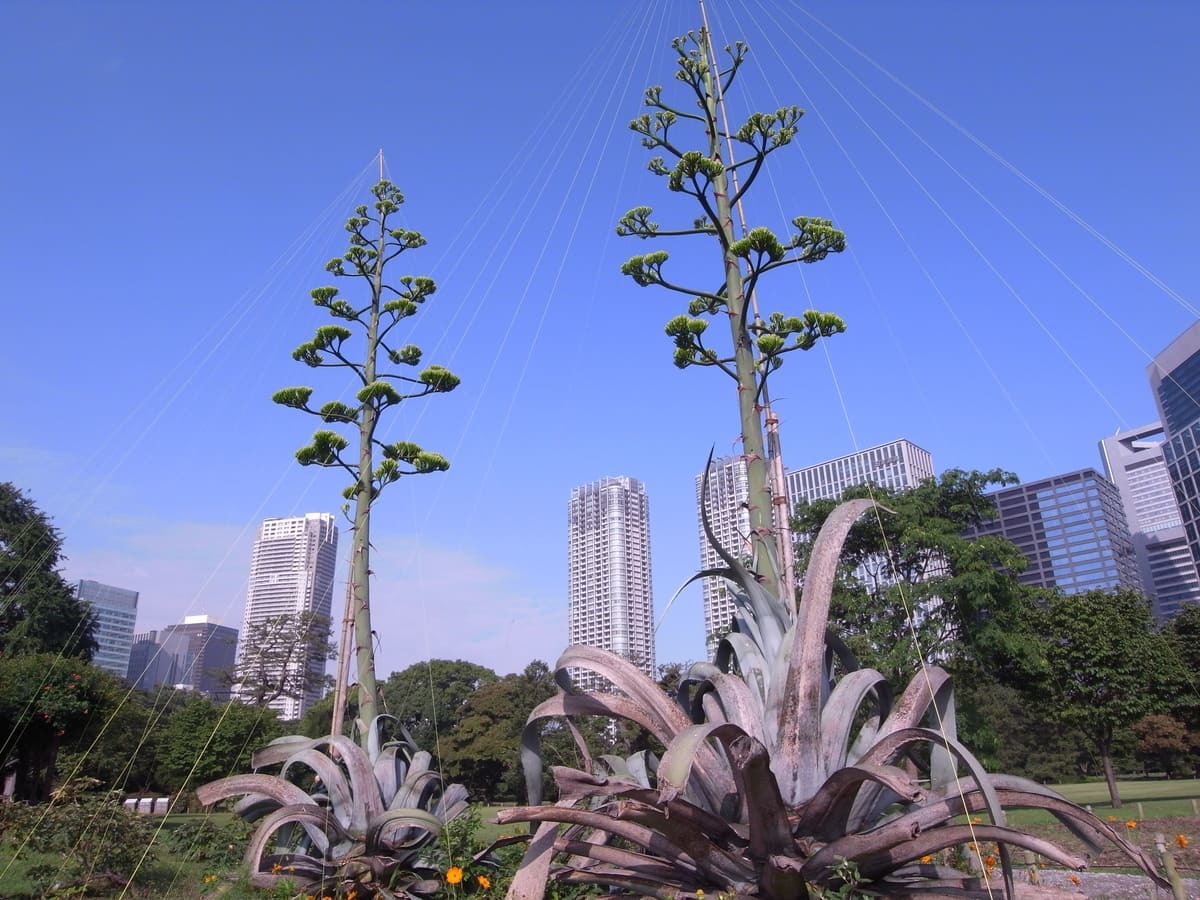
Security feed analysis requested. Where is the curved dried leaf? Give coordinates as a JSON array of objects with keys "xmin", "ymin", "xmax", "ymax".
[
  {"xmin": 523, "ymin": 658, "xmax": 735, "ymax": 810},
  {"xmin": 819, "ymin": 667, "xmax": 892, "ymax": 774},
  {"xmin": 365, "ymin": 807, "xmax": 443, "ymax": 854},
  {"xmin": 390, "ymin": 769, "xmax": 443, "ymax": 811},
  {"xmin": 496, "ymin": 803, "xmax": 752, "ymax": 886},
  {"xmin": 793, "ymin": 762, "xmax": 923, "ymax": 840},
  {"xmin": 849, "ymin": 726, "xmax": 1005, "ymax": 836},
  {"xmin": 506, "ymin": 819, "xmax": 562, "ymax": 900},
  {"xmin": 657, "ymin": 721, "xmax": 739, "ymax": 804},
  {"xmin": 802, "ymin": 822, "xmax": 1084, "ymax": 884},
  {"xmin": 544, "ymin": 767, "xmax": 744, "ymax": 846},
  {"xmin": 555, "ymin": 646, "xmax": 693, "ymax": 740},
  {"xmin": 687, "ymin": 671, "xmax": 767, "ymax": 745},
  {"xmin": 278, "ymin": 747, "xmax": 355, "ymax": 830},
  {"xmin": 243, "ymin": 802, "xmax": 351, "ymax": 870},
  {"xmin": 197, "ymin": 773, "xmax": 314, "ymax": 810},
  {"xmin": 714, "ymin": 631, "xmax": 771, "ymax": 707},
  {"xmin": 776, "ymin": 497, "xmax": 877, "ymax": 805},
  {"xmin": 232, "ymin": 792, "xmax": 280, "ymax": 822}
]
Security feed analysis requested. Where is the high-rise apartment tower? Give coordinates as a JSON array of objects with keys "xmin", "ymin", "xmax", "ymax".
[
  {"xmin": 567, "ymin": 477, "xmax": 655, "ymax": 690},
  {"xmin": 695, "ymin": 456, "xmax": 752, "ymax": 656},
  {"xmin": 235, "ymin": 514, "xmax": 338, "ymax": 719}
]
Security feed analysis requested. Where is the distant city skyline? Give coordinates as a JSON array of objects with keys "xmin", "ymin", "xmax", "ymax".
[{"xmin": 4, "ymin": 4, "xmax": 1198, "ymax": 676}]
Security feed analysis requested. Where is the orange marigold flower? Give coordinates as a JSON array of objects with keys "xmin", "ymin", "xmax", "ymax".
[
  {"xmin": 477, "ymin": 874, "xmax": 492, "ymax": 889},
  {"xmin": 1125, "ymin": 820, "xmax": 1137, "ymax": 829},
  {"xmin": 1107, "ymin": 815, "xmax": 1117, "ymax": 822},
  {"xmin": 271, "ymin": 863, "xmax": 283, "ymax": 873},
  {"xmin": 1176, "ymin": 834, "xmax": 1189, "ymax": 849},
  {"xmin": 919, "ymin": 855, "xmax": 932, "ymax": 864},
  {"xmin": 985, "ymin": 855, "xmax": 996, "ymax": 867},
  {"xmin": 446, "ymin": 866, "xmax": 464, "ymax": 885},
  {"xmin": 1069, "ymin": 875, "xmax": 1081, "ymax": 885}
]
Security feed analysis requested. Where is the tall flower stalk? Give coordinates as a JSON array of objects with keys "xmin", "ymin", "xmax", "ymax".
[
  {"xmin": 617, "ymin": 30, "xmax": 846, "ymax": 590},
  {"xmin": 273, "ymin": 179, "xmax": 459, "ymax": 742}
]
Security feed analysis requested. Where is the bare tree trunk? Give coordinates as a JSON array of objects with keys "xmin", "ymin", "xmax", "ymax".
[{"xmin": 1100, "ymin": 735, "xmax": 1122, "ymax": 808}]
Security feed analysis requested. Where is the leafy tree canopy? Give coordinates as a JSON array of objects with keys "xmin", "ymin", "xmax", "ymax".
[
  {"xmin": 791, "ymin": 468, "xmax": 1041, "ymax": 685},
  {"xmin": 1163, "ymin": 603, "xmax": 1200, "ymax": 679},
  {"xmin": 0, "ymin": 655, "xmax": 118, "ymax": 801},
  {"xmin": 380, "ymin": 659, "xmax": 498, "ymax": 751},
  {"xmin": 1036, "ymin": 588, "xmax": 1190, "ymax": 806},
  {"xmin": 155, "ymin": 695, "xmax": 283, "ymax": 793},
  {"xmin": 0, "ymin": 482, "xmax": 96, "ymax": 660},
  {"xmin": 441, "ymin": 661, "xmax": 558, "ymax": 802}
]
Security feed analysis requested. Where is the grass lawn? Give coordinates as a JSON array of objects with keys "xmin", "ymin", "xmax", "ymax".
[
  {"xmin": 1055, "ymin": 777, "xmax": 1200, "ymax": 812},
  {"xmin": 968, "ymin": 778, "xmax": 1200, "ymax": 826},
  {"xmin": 476, "ymin": 803, "xmax": 523, "ymax": 844}
]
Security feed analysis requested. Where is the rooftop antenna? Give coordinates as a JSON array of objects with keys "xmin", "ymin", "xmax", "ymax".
[{"xmin": 698, "ymin": 1, "xmax": 798, "ymax": 607}]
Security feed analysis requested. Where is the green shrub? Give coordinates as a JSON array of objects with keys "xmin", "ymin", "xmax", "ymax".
[
  {"xmin": 161, "ymin": 815, "xmax": 252, "ymax": 867},
  {"xmin": 14, "ymin": 791, "xmax": 158, "ymax": 894}
]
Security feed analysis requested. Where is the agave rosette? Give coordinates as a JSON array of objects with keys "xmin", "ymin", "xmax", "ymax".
[
  {"xmin": 501, "ymin": 498, "xmax": 1167, "ymax": 898},
  {"xmin": 196, "ymin": 717, "xmax": 468, "ymax": 898}
]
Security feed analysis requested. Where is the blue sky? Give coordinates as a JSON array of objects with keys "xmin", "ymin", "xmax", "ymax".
[{"xmin": 2, "ymin": 1, "xmax": 1197, "ymax": 679}]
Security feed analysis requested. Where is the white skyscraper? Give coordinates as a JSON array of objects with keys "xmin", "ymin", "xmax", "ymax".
[
  {"xmin": 235, "ymin": 514, "xmax": 338, "ymax": 719},
  {"xmin": 1099, "ymin": 423, "xmax": 1200, "ymax": 620},
  {"xmin": 695, "ymin": 456, "xmax": 753, "ymax": 656},
  {"xmin": 785, "ymin": 439, "xmax": 935, "ymax": 505},
  {"xmin": 567, "ymin": 477, "xmax": 655, "ymax": 690}
]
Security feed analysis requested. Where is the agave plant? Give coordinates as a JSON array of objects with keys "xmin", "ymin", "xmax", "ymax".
[
  {"xmin": 499, "ymin": 498, "xmax": 1169, "ymax": 898},
  {"xmin": 196, "ymin": 718, "xmax": 469, "ymax": 898}
]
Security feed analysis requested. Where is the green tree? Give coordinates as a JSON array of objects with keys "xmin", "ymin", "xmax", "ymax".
[
  {"xmin": 1131, "ymin": 713, "xmax": 1191, "ymax": 777},
  {"xmin": 0, "ymin": 482, "xmax": 96, "ymax": 659},
  {"xmin": 616, "ymin": 32, "xmax": 845, "ymax": 593},
  {"xmin": 1162, "ymin": 603, "xmax": 1200, "ymax": 719},
  {"xmin": 380, "ymin": 658, "xmax": 498, "ymax": 751},
  {"xmin": 791, "ymin": 469, "xmax": 1041, "ymax": 685},
  {"xmin": 155, "ymin": 695, "xmax": 283, "ymax": 793},
  {"xmin": 1038, "ymin": 588, "xmax": 1189, "ymax": 806},
  {"xmin": 955, "ymin": 679, "xmax": 1088, "ymax": 782},
  {"xmin": 56, "ymin": 684, "xmax": 165, "ymax": 794},
  {"xmin": 273, "ymin": 180, "xmax": 460, "ymax": 742},
  {"xmin": 0, "ymin": 656, "xmax": 116, "ymax": 801},
  {"xmin": 233, "ymin": 611, "xmax": 336, "ymax": 711},
  {"xmin": 443, "ymin": 668, "xmax": 550, "ymax": 801}
]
